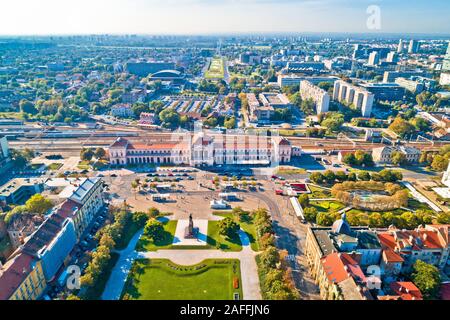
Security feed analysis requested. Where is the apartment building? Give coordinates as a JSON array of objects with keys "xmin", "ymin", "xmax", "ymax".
[
  {"xmin": 56, "ymin": 178, "xmax": 104, "ymax": 239},
  {"xmin": 0, "ymin": 253, "xmax": 46, "ymax": 300},
  {"xmin": 333, "ymin": 80, "xmax": 374, "ymax": 117},
  {"xmin": 299, "ymin": 80, "xmax": 330, "ymax": 115}
]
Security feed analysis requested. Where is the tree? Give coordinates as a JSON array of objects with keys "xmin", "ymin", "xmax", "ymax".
[
  {"xmin": 335, "ymin": 171, "xmax": 348, "ymax": 182},
  {"xmin": 303, "ymin": 207, "xmax": 318, "ymax": 222},
  {"xmin": 431, "ymin": 155, "xmax": 449, "ymax": 172},
  {"xmin": 342, "ymin": 153, "xmax": 357, "ymax": 166},
  {"xmin": 25, "ymin": 194, "xmax": 53, "ymax": 215},
  {"xmin": 316, "ymin": 212, "xmax": 334, "ymax": 226},
  {"xmin": 19, "ymin": 99, "xmax": 38, "ymax": 114},
  {"xmin": 144, "ymin": 219, "xmax": 164, "ymax": 241},
  {"xmin": 259, "ymin": 246, "xmax": 280, "ymax": 269},
  {"xmin": 159, "ymin": 108, "xmax": 180, "ymax": 128},
  {"xmin": 388, "ymin": 117, "xmax": 415, "ymax": 138},
  {"xmin": 310, "ymin": 172, "xmax": 325, "ymax": 184},
  {"xmin": 80, "ymin": 148, "xmax": 94, "ymax": 161},
  {"xmin": 94, "ymin": 147, "xmax": 106, "ymax": 159},
  {"xmin": 148, "ymin": 207, "xmax": 160, "ymax": 218},
  {"xmin": 391, "ymin": 151, "xmax": 407, "ymax": 166},
  {"xmin": 323, "ymin": 170, "xmax": 336, "ymax": 183},
  {"xmin": 411, "ymin": 260, "xmax": 441, "ymax": 300},
  {"xmin": 320, "ymin": 112, "xmax": 344, "ymax": 132},
  {"xmin": 358, "ymin": 171, "xmax": 371, "ymax": 181},
  {"xmin": 297, "ymin": 194, "xmax": 310, "ymax": 208},
  {"xmin": 218, "ymin": 217, "xmax": 240, "ymax": 238}
]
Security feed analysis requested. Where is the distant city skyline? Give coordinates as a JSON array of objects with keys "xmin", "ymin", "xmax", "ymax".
[{"xmin": 1, "ymin": 0, "xmax": 450, "ymax": 36}]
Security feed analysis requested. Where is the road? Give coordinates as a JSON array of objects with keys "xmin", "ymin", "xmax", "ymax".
[{"xmin": 249, "ymin": 190, "xmax": 320, "ymax": 300}]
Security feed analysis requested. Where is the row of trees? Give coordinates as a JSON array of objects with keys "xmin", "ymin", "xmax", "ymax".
[
  {"xmin": 419, "ymin": 145, "xmax": 450, "ymax": 172},
  {"xmin": 80, "ymin": 207, "xmax": 150, "ymax": 292},
  {"xmin": 342, "ymin": 150, "xmax": 374, "ymax": 167},
  {"xmin": 253, "ymin": 208, "xmax": 299, "ymax": 300},
  {"xmin": 309, "ymin": 169, "xmax": 403, "ymax": 185},
  {"xmin": 303, "ymin": 206, "xmax": 447, "ymax": 230},
  {"xmin": 331, "ymin": 181, "xmax": 409, "ymax": 211}
]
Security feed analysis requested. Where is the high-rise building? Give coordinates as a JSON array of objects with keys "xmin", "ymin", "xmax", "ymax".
[
  {"xmin": 386, "ymin": 51, "xmax": 398, "ymax": 63},
  {"xmin": 397, "ymin": 39, "xmax": 404, "ymax": 53},
  {"xmin": 408, "ymin": 40, "xmax": 420, "ymax": 54},
  {"xmin": 368, "ymin": 51, "xmax": 379, "ymax": 66},
  {"xmin": 299, "ymin": 80, "xmax": 330, "ymax": 115},
  {"xmin": 443, "ymin": 42, "xmax": 450, "ymax": 72},
  {"xmin": 439, "ymin": 42, "xmax": 450, "ymax": 85},
  {"xmin": 333, "ymin": 80, "xmax": 374, "ymax": 117}
]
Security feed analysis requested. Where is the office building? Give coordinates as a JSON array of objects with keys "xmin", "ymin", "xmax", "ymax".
[
  {"xmin": 395, "ymin": 77, "xmax": 425, "ymax": 94},
  {"xmin": 371, "ymin": 146, "xmax": 420, "ymax": 164},
  {"xmin": 408, "ymin": 40, "xmax": 420, "ymax": 54},
  {"xmin": 440, "ymin": 42, "xmax": 450, "ymax": 85},
  {"xmin": 386, "ymin": 52, "xmax": 398, "ymax": 63},
  {"xmin": 360, "ymin": 83, "xmax": 405, "ymax": 101},
  {"xmin": 0, "ymin": 178, "xmax": 45, "ymax": 205},
  {"xmin": 333, "ymin": 80, "xmax": 374, "ymax": 117},
  {"xmin": 397, "ymin": 39, "xmax": 404, "ymax": 53},
  {"xmin": 368, "ymin": 51, "xmax": 379, "ymax": 66},
  {"xmin": 299, "ymin": 80, "xmax": 330, "ymax": 115}
]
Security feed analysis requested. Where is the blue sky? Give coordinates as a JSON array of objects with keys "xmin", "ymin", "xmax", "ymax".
[{"xmin": 0, "ymin": 0, "xmax": 449, "ymax": 35}]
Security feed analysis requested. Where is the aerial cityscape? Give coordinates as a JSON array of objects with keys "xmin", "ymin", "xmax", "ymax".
[{"xmin": 1, "ymin": 0, "xmax": 450, "ymax": 306}]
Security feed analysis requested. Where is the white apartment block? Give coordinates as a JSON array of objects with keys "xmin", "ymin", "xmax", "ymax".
[
  {"xmin": 333, "ymin": 80, "xmax": 374, "ymax": 117},
  {"xmin": 299, "ymin": 80, "xmax": 330, "ymax": 115}
]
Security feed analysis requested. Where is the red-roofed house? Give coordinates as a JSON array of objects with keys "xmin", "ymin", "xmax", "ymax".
[
  {"xmin": 390, "ymin": 281, "xmax": 423, "ymax": 300},
  {"xmin": 377, "ymin": 225, "xmax": 450, "ymax": 272},
  {"xmin": 316, "ymin": 252, "xmax": 373, "ymax": 300}
]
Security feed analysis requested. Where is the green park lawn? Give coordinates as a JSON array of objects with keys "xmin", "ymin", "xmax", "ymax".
[
  {"xmin": 207, "ymin": 220, "xmax": 243, "ymax": 251},
  {"xmin": 310, "ymin": 200, "xmax": 346, "ymax": 212},
  {"xmin": 275, "ymin": 166, "xmax": 307, "ymax": 175},
  {"xmin": 136, "ymin": 218, "xmax": 244, "ymax": 252},
  {"xmin": 308, "ymin": 185, "xmax": 332, "ymax": 199},
  {"xmin": 205, "ymin": 57, "xmax": 225, "ymax": 79},
  {"xmin": 136, "ymin": 220, "xmax": 178, "ymax": 251},
  {"xmin": 121, "ymin": 259, "xmax": 243, "ymax": 300},
  {"xmin": 77, "ymin": 160, "xmax": 91, "ymax": 170},
  {"xmin": 47, "ymin": 163, "xmax": 63, "ymax": 170},
  {"xmin": 213, "ymin": 211, "xmax": 258, "ymax": 251}
]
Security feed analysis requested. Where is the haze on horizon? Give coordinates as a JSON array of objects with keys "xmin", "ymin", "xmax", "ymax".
[{"xmin": 1, "ymin": 0, "xmax": 449, "ymax": 36}]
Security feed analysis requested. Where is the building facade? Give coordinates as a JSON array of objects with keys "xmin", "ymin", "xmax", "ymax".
[
  {"xmin": 299, "ymin": 80, "xmax": 330, "ymax": 115},
  {"xmin": 0, "ymin": 253, "xmax": 46, "ymax": 300},
  {"xmin": 108, "ymin": 133, "xmax": 293, "ymax": 167},
  {"xmin": 333, "ymin": 80, "xmax": 374, "ymax": 117}
]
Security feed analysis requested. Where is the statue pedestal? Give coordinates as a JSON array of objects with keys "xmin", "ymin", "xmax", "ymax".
[
  {"xmin": 173, "ymin": 219, "xmax": 208, "ymax": 246},
  {"xmin": 184, "ymin": 227, "xmax": 199, "ymax": 239}
]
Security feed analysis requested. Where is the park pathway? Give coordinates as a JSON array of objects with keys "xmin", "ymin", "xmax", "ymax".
[
  {"xmin": 101, "ymin": 229, "xmax": 262, "ymax": 300},
  {"xmin": 101, "ymin": 229, "xmax": 143, "ymax": 300}
]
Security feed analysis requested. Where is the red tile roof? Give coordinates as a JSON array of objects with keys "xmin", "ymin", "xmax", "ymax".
[
  {"xmin": 382, "ymin": 248, "xmax": 404, "ymax": 263},
  {"xmin": 0, "ymin": 253, "xmax": 38, "ymax": 300},
  {"xmin": 321, "ymin": 253, "xmax": 367, "ymax": 284},
  {"xmin": 390, "ymin": 282, "xmax": 423, "ymax": 300}
]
